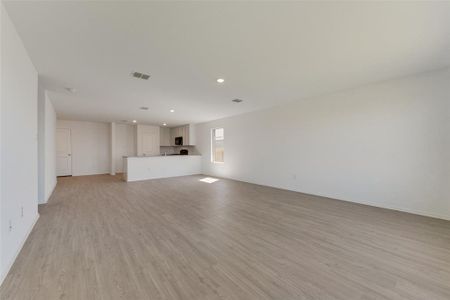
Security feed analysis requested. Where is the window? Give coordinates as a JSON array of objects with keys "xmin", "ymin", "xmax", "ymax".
[{"xmin": 211, "ymin": 128, "xmax": 224, "ymax": 163}]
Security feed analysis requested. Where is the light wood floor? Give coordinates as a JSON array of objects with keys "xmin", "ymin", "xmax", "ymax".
[{"xmin": 1, "ymin": 175, "xmax": 450, "ymax": 300}]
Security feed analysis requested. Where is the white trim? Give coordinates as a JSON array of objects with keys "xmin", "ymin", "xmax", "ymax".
[
  {"xmin": 70, "ymin": 171, "xmax": 110, "ymax": 177},
  {"xmin": 210, "ymin": 127, "xmax": 225, "ymax": 164},
  {"xmin": 210, "ymin": 128, "xmax": 214, "ymax": 163},
  {"xmin": 0, "ymin": 213, "xmax": 39, "ymax": 286},
  {"xmin": 202, "ymin": 173, "xmax": 450, "ymax": 221}
]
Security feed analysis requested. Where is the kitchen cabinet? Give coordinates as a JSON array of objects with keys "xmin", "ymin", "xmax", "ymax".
[
  {"xmin": 169, "ymin": 127, "xmax": 179, "ymax": 146},
  {"xmin": 186, "ymin": 124, "xmax": 196, "ymax": 145},
  {"xmin": 160, "ymin": 127, "xmax": 171, "ymax": 146},
  {"xmin": 169, "ymin": 124, "xmax": 196, "ymax": 146}
]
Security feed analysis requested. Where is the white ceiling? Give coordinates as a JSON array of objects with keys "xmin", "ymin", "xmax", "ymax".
[{"xmin": 4, "ymin": 1, "xmax": 450, "ymax": 126}]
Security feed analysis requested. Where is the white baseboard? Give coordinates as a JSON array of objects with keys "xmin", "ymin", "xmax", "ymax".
[
  {"xmin": 203, "ymin": 173, "xmax": 450, "ymax": 221},
  {"xmin": 335, "ymin": 197, "xmax": 450, "ymax": 221},
  {"xmin": 71, "ymin": 171, "xmax": 109, "ymax": 176},
  {"xmin": 0, "ymin": 213, "xmax": 40, "ymax": 287}
]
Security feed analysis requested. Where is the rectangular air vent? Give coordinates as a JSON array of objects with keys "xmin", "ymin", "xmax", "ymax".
[{"xmin": 131, "ymin": 71, "xmax": 150, "ymax": 80}]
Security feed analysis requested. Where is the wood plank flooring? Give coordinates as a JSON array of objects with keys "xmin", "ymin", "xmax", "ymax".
[{"xmin": 1, "ymin": 174, "xmax": 450, "ymax": 300}]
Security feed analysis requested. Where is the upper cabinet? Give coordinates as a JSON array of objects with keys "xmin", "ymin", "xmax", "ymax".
[
  {"xmin": 168, "ymin": 124, "xmax": 196, "ymax": 146},
  {"xmin": 160, "ymin": 127, "xmax": 171, "ymax": 147},
  {"xmin": 186, "ymin": 124, "xmax": 196, "ymax": 146}
]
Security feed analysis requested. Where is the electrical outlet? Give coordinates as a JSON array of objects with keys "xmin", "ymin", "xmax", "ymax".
[
  {"xmin": 21, "ymin": 206, "xmax": 24, "ymax": 217},
  {"xmin": 292, "ymin": 174, "xmax": 297, "ymax": 180},
  {"xmin": 9, "ymin": 220, "xmax": 12, "ymax": 232}
]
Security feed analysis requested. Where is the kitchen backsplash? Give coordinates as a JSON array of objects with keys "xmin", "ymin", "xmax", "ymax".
[{"xmin": 160, "ymin": 146, "xmax": 200, "ymax": 155}]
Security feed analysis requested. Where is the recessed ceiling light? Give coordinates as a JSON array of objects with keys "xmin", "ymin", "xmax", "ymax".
[
  {"xmin": 170, "ymin": 109, "xmax": 175, "ymax": 113},
  {"xmin": 232, "ymin": 98, "xmax": 243, "ymax": 103},
  {"xmin": 132, "ymin": 120, "xmax": 137, "ymax": 123},
  {"xmin": 217, "ymin": 78, "xmax": 225, "ymax": 83},
  {"xmin": 65, "ymin": 87, "xmax": 77, "ymax": 93},
  {"xmin": 162, "ymin": 123, "xmax": 167, "ymax": 126},
  {"xmin": 140, "ymin": 106, "xmax": 149, "ymax": 110}
]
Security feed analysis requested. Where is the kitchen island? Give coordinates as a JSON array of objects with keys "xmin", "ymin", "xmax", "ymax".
[{"xmin": 123, "ymin": 155, "xmax": 202, "ymax": 182}]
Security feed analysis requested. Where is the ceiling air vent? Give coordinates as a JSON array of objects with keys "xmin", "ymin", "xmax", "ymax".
[
  {"xmin": 131, "ymin": 71, "xmax": 150, "ymax": 80},
  {"xmin": 232, "ymin": 98, "xmax": 243, "ymax": 103}
]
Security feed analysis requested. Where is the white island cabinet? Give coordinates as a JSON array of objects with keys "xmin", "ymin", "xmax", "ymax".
[{"xmin": 123, "ymin": 155, "xmax": 202, "ymax": 182}]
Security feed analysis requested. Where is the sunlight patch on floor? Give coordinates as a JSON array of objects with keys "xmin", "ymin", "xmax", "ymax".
[{"xmin": 199, "ymin": 177, "xmax": 219, "ymax": 183}]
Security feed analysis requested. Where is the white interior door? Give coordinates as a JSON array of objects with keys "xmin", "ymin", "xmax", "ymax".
[{"xmin": 56, "ymin": 128, "xmax": 72, "ymax": 176}]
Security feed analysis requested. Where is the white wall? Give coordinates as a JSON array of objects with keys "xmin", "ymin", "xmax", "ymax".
[
  {"xmin": 196, "ymin": 68, "xmax": 450, "ymax": 220},
  {"xmin": 0, "ymin": 3, "xmax": 3, "ymax": 285},
  {"xmin": 110, "ymin": 122, "xmax": 116, "ymax": 175},
  {"xmin": 37, "ymin": 84, "xmax": 45, "ymax": 202},
  {"xmin": 115, "ymin": 123, "xmax": 136, "ymax": 173},
  {"xmin": 44, "ymin": 93, "xmax": 56, "ymax": 200},
  {"xmin": 0, "ymin": 2, "xmax": 3, "ymax": 285},
  {"xmin": 136, "ymin": 124, "xmax": 160, "ymax": 156},
  {"xmin": 56, "ymin": 121, "xmax": 136, "ymax": 175},
  {"xmin": 1, "ymin": 5, "xmax": 39, "ymax": 284},
  {"xmin": 57, "ymin": 120, "xmax": 110, "ymax": 176},
  {"xmin": 38, "ymin": 87, "xmax": 56, "ymax": 204}
]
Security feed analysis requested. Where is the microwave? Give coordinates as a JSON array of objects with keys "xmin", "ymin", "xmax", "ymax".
[{"xmin": 175, "ymin": 136, "xmax": 183, "ymax": 145}]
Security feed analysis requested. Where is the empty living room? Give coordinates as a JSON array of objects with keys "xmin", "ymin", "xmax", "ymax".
[{"xmin": 1, "ymin": 1, "xmax": 449, "ymax": 299}]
